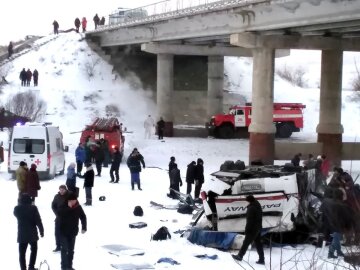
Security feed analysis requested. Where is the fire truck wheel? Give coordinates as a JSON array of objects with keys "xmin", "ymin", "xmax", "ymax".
[
  {"xmin": 218, "ymin": 125, "xmax": 234, "ymax": 139},
  {"xmin": 276, "ymin": 123, "xmax": 293, "ymax": 138}
]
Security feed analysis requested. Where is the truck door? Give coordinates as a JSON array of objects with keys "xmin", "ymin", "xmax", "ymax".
[{"xmin": 234, "ymin": 109, "xmax": 245, "ymax": 127}]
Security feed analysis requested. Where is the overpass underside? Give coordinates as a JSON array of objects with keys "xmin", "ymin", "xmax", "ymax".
[{"xmin": 86, "ymin": 0, "xmax": 360, "ymax": 166}]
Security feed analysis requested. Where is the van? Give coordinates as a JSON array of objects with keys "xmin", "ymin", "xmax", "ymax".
[{"xmin": 8, "ymin": 123, "xmax": 68, "ymax": 179}]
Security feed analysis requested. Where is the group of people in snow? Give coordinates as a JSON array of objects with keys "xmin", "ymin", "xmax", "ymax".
[
  {"xmin": 93, "ymin": 14, "xmax": 106, "ymax": 29},
  {"xmin": 52, "ymin": 13, "xmax": 104, "ymax": 35},
  {"xmin": 143, "ymin": 115, "xmax": 166, "ymax": 140},
  {"xmin": 19, "ymin": 68, "xmax": 39, "ymax": 87}
]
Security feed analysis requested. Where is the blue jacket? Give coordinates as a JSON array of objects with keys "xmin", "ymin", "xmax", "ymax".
[
  {"xmin": 75, "ymin": 146, "xmax": 86, "ymax": 163},
  {"xmin": 66, "ymin": 166, "xmax": 77, "ymax": 192}
]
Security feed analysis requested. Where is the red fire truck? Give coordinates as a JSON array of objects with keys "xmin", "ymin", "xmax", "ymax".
[
  {"xmin": 207, "ymin": 103, "xmax": 305, "ymax": 139},
  {"xmin": 80, "ymin": 117, "xmax": 124, "ymax": 157}
]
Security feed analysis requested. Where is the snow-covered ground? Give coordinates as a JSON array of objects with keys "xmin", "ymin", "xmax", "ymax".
[{"xmin": 0, "ymin": 32, "xmax": 360, "ymax": 269}]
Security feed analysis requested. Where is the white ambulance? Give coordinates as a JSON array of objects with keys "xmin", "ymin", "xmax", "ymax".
[{"xmin": 8, "ymin": 123, "xmax": 68, "ymax": 179}]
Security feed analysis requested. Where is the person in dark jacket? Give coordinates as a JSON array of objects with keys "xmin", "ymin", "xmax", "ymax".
[
  {"xmin": 25, "ymin": 164, "xmax": 41, "ymax": 202},
  {"xmin": 186, "ymin": 161, "xmax": 196, "ymax": 195},
  {"xmin": 110, "ymin": 146, "xmax": 122, "ymax": 183},
  {"xmin": 66, "ymin": 163, "xmax": 77, "ymax": 194},
  {"xmin": 94, "ymin": 141, "xmax": 105, "ymax": 176},
  {"xmin": 14, "ymin": 193, "xmax": 44, "ymax": 270},
  {"xmin": 58, "ymin": 192, "xmax": 87, "ymax": 270},
  {"xmin": 291, "ymin": 153, "xmax": 302, "ymax": 167},
  {"xmin": 100, "ymin": 16, "xmax": 105, "ymax": 25},
  {"xmin": 83, "ymin": 163, "xmax": 95, "ymax": 205},
  {"xmin": 51, "ymin": 185, "xmax": 69, "ymax": 252},
  {"xmin": 157, "ymin": 117, "xmax": 165, "ymax": 140},
  {"xmin": 19, "ymin": 68, "xmax": 27, "ymax": 86},
  {"xmin": 194, "ymin": 158, "xmax": 204, "ymax": 199},
  {"xmin": 168, "ymin": 156, "xmax": 177, "ymax": 195},
  {"xmin": 53, "ymin": 20, "xmax": 59, "ymax": 34},
  {"xmin": 101, "ymin": 139, "xmax": 110, "ymax": 167},
  {"xmin": 8, "ymin": 41, "xmax": 13, "ymax": 59},
  {"xmin": 232, "ymin": 195, "xmax": 264, "ymax": 265},
  {"xmin": 168, "ymin": 163, "xmax": 182, "ymax": 199},
  {"xmin": 93, "ymin": 14, "xmax": 100, "ymax": 29},
  {"xmin": 26, "ymin": 68, "xmax": 32, "ymax": 86},
  {"xmin": 74, "ymin": 17, "xmax": 81, "ymax": 33},
  {"xmin": 32, "ymin": 69, "xmax": 39, "ymax": 86},
  {"xmin": 127, "ymin": 148, "xmax": 145, "ymax": 190},
  {"xmin": 75, "ymin": 142, "xmax": 86, "ymax": 176}
]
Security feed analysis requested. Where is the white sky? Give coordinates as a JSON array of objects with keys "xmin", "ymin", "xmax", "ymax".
[
  {"xmin": 0, "ymin": 32, "xmax": 359, "ymax": 269},
  {"xmin": 0, "ymin": 0, "xmax": 157, "ymax": 45}
]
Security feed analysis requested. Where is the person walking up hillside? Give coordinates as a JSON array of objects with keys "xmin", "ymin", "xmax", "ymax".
[
  {"xmin": 25, "ymin": 164, "xmax": 41, "ymax": 203},
  {"xmin": 74, "ymin": 17, "xmax": 81, "ymax": 33},
  {"xmin": 8, "ymin": 41, "xmax": 13, "ymax": 59},
  {"xmin": 194, "ymin": 158, "xmax": 204, "ymax": 199},
  {"xmin": 83, "ymin": 163, "xmax": 94, "ymax": 206},
  {"xmin": 53, "ymin": 20, "xmax": 59, "ymax": 34},
  {"xmin": 32, "ymin": 69, "xmax": 39, "ymax": 86},
  {"xmin": 51, "ymin": 185, "xmax": 69, "ymax": 252},
  {"xmin": 81, "ymin": 17, "xmax": 87, "ymax": 32},
  {"xmin": 58, "ymin": 192, "xmax": 87, "ymax": 270},
  {"xmin": 93, "ymin": 14, "xmax": 100, "ymax": 29},
  {"xmin": 232, "ymin": 195, "xmax": 265, "ymax": 265},
  {"xmin": 127, "ymin": 148, "xmax": 145, "ymax": 190},
  {"xmin": 110, "ymin": 146, "xmax": 121, "ymax": 183},
  {"xmin": 14, "ymin": 193, "xmax": 44, "ymax": 270}
]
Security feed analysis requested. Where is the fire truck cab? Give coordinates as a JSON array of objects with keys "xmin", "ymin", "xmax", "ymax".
[
  {"xmin": 207, "ymin": 103, "xmax": 306, "ymax": 139},
  {"xmin": 80, "ymin": 117, "xmax": 124, "ymax": 158}
]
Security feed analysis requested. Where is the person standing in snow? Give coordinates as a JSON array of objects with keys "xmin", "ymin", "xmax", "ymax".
[
  {"xmin": 127, "ymin": 148, "xmax": 145, "ymax": 190},
  {"xmin": 25, "ymin": 164, "xmax": 41, "ymax": 203},
  {"xmin": 81, "ymin": 17, "xmax": 87, "ymax": 32},
  {"xmin": 185, "ymin": 161, "xmax": 196, "ymax": 195},
  {"xmin": 94, "ymin": 141, "xmax": 105, "ymax": 176},
  {"xmin": 14, "ymin": 193, "xmax": 44, "ymax": 270},
  {"xmin": 8, "ymin": 41, "xmax": 13, "ymax": 59},
  {"xmin": 109, "ymin": 146, "xmax": 121, "ymax": 183},
  {"xmin": 100, "ymin": 16, "xmax": 105, "ymax": 25},
  {"xmin": 169, "ymin": 163, "xmax": 182, "ymax": 199},
  {"xmin": 16, "ymin": 161, "xmax": 28, "ymax": 198},
  {"xmin": 167, "ymin": 156, "xmax": 177, "ymax": 198},
  {"xmin": 157, "ymin": 117, "xmax": 165, "ymax": 140},
  {"xmin": 232, "ymin": 195, "xmax": 265, "ymax": 265},
  {"xmin": 74, "ymin": 17, "xmax": 81, "ymax": 33},
  {"xmin": 53, "ymin": 20, "xmax": 59, "ymax": 34},
  {"xmin": 194, "ymin": 158, "xmax": 204, "ymax": 199},
  {"xmin": 32, "ymin": 69, "xmax": 39, "ymax": 86},
  {"xmin": 51, "ymin": 184, "xmax": 69, "ymax": 252},
  {"xmin": 93, "ymin": 14, "xmax": 100, "ymax": 29},
  {"xmin": 66, "ymin": 162, "xmax": 77, "ymax": 195},
  {"xmin": 75, "ymin": 142, "xmax": 86, "ymax": 176},
  {"xmin": 26, "ymin": 68, "xmax": 32, "ymax": 87},
  {"xmin": 83, "ymin": 163, "xmax": 94, "ymax": 206},
  {"xmin": 58, "ymin": 192, "xmax": 87, "ymax": 270},
  {"xmin": 144, "ymin": 115, "xmax": 155, "ymax": 139},
  {"xmin": 19, "ymin": 68, "xmax": 27, "ymax": 86}
]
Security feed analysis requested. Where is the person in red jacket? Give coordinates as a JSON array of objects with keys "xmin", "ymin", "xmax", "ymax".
[
  {"xmin": 25, "ymin": 164, "xmax": 41, "ymax": 203},
  {"xmin": 81, "ymin": 17, "xmax": 87, "ymax": 32}
]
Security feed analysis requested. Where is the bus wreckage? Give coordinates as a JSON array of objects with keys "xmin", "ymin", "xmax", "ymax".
[{"xmin": 195, "ymin": 165, "xmax": 322, "ymax": 235}]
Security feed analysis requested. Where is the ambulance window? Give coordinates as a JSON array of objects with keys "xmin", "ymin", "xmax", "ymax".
[{"xmin": 13, "ymin": 139, "xmax": 45, "ymax": 154}]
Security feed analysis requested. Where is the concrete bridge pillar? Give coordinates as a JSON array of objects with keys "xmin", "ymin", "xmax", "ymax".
[
  {"xmin": 249, "ymin": 48, "xmax": 276, "ymax": 165},
  {"xmin": 207, "ymin": 56, "xmax": 224, "ymax": 118},
  {"xmin": 316, "ymin": 50, "xmax": 344, "ymax": 167},
  {"xmin": 157, "ymin": 53, "xmax": 174, "ymax": 122}
]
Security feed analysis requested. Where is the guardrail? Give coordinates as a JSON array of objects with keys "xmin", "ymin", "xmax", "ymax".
[{"xmin": 91, "ymin": 0, "xmax": 268, "ymax": 33}]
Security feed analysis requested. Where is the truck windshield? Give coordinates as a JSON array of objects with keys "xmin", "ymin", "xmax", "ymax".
[{"xmin": 13, "ymin": 139, "xmax": 45, "ymax": 154}]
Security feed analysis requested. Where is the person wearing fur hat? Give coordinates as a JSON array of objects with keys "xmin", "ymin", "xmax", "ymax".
[
  {"xmin": 58, "ymin": 192, "xmax": 87, "ymax": 270},
  {"xmin": 16, "ymin": 161, "xmax": 28, "ymax": 198},
  {"xmin": 25, "ymin": 164, "xmax": 41, "ymax": 203},
  {"xmin": 83, "ymin": 163, "xmax": 95, "ymax": 206},
  {"xmin": 14, "ymin": 193, "xmax": 44, "ymax": 270},
  {"xmin": 66, "ymin": 162, "xmax": 77, "ymax": 194}
]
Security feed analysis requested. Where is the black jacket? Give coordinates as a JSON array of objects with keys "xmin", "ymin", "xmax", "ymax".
[
  {"xmin": 245, "ymin": 200, "xmax": 263, "ymax": 235},
  {"xmin": 170, "ymin": 168, "xmax": 182, "ymax": 186},
  {"xmin": 83, "ymin": 166, "xmax": 95, "ymax": 187},
  {"xmin": 58, "ymin": 202, "xmax": 87, "ymax": 236},
  {"xmin": 194, "ymin": 163, "xmax": 204, "ymax": 184},
  {"xmin": 111, "ymin": 150, "xmax": 122, "ymax": 169},
  {"xmin": 51, "ymin": 191, "xmax": 69, "ymax": 217},
  {"xmin": 127, "ymin": 153, "xmax": 145, "ymax": 173},
  {"xmin": 14, "ymin": 197, "xmax": 44, "ymax": 243},
  {"xmin": 168, "ymin": 160, "xmax": 177, "ymax": 174},
  {"xmin": 186, "ymin": 162, "xmax": 196, "ymax": 184}
]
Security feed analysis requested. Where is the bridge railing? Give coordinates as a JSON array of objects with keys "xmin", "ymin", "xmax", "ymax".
[{"xmin": 94, "ymin": 0, "xmax": 267, "ymax": 32}]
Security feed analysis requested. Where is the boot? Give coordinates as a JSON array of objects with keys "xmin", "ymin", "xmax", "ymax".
[
  {"xmin": 88, "ymin": 199, "xmax": 92, "ymax": 206},
  {"xmin": 138, "ymin": 183, "xmax": 142, "ymax": 190},
  {"xmin": 131, "ymin": 183, "xmax": 134, "ymax": 190},
  {"xmin": 232, "ymin": 254, "xmax": 243, "ymax": 261},
  {"xmin": 256, "ymin": 259, "xmax": 265, "ymax": 265},
  {"xmin": 328, "ymin": 252, "xmax": 337, "ymax": 259}
]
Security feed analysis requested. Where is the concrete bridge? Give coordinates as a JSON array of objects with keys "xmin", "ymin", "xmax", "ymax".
[{"xmin": 86, "ymin": 0, "xmax": 360, "ymax": 165}]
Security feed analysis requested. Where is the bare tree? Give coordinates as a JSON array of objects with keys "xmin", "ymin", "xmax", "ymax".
[
  {"xmin": 83, "ymin": 55, "xmax": 100, "ymax": 80},
  {"xmin": 5, "ymin": 90, "xmax": 47, "ymax": 121},
  {"xmin": 276, "ymin": 65, "xmax": 308, "ymax": 88}
]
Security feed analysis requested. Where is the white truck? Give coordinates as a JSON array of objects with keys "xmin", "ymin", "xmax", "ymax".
[{"xmin": 8, "ymin": 122, "xmax": 68, "ymax": 179}]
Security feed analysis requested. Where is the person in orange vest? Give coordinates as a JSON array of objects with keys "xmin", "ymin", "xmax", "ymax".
[{"xmin": 81, "ymin": 17, "xmax": 87, "ymax": 32}]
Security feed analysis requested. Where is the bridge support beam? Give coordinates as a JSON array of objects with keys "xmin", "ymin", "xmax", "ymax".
[
  {"xmin": 207, "ymin": 56, "xmax": 224, "ymax": 118},
  {"xmin": 157, "ymin": 54, "xmax": 174, "ymax": 122},
  {"xmin": 248, "ymin": 48, "xmax": 276, "ymax": 165},
  {"xmin": 316, "ymin": 50, "xmax": 344, "ymax": 167}
]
